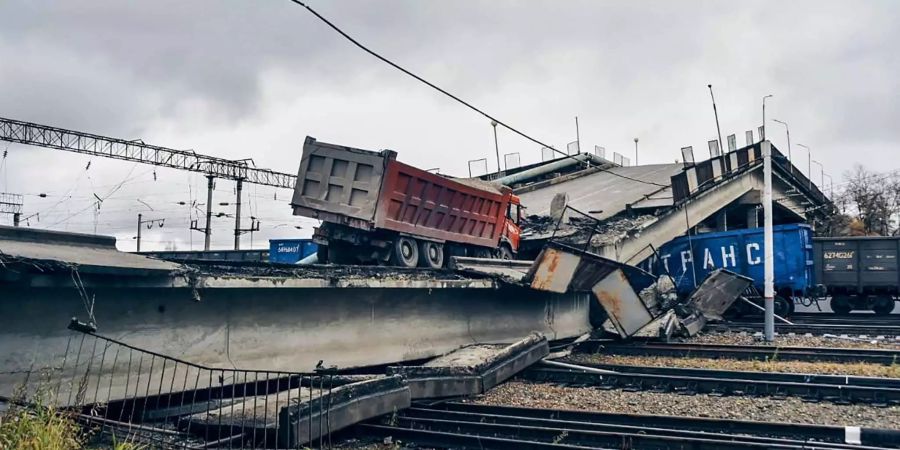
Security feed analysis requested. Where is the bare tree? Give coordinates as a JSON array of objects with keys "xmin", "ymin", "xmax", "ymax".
[{"xmin": 838, "ymin": 164, "xmax": 900, "ymax": 236}]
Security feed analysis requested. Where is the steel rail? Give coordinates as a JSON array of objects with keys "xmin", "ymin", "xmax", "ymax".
[
  {"xmin": 523, "ymin": 365, "xmax": 900, "ymax": 405},
  {"xmin": 555, "ymin": 361, "xmax": 900, "ymax": 389},
  {"xmin": 429, "ymin": 403, "xmax": 900, "ymax": 448},
  {"xmin": 711, "ymin": 322, "xmax": 900, "ymax": 336},
  {"xmin": 789, "ymin": 314, "xmax": 900, "ymax": 323},
  {"xmin": 356, "ymin": 404, "xmax": 900, "ymax": 450},
  {"xmin": 594, "ymin": 342, "xmax": 900, "ymax": 365},
  {"xmin": 400, "ymin": 407, "xmax": 884, "ymax": 450}
]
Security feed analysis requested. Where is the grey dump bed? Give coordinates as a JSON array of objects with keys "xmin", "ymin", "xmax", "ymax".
[{"xmin": 291, "ymin": 136, "xmax": 395, "ymax": 229}]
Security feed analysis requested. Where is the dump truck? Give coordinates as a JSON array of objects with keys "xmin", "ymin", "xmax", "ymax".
[{"xmin": 291, "ymin": 137, "xmax": 523, "ymax": 268}]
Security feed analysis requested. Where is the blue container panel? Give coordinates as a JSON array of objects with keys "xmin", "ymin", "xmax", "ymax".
[
  {"xmin": 269, "ymin": 239, "xmax": 318, "ymax": 264},
  {"xmin": 642, "ymin": 224, "xmax": 813, "ymax": 296}
]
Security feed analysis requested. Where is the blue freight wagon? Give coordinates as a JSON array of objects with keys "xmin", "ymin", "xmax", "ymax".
[
  {"xmin": 641, "ymin": 223, "xmax": 814, "ymax": 315},
  {"xmin": 269, "ymin": 239, "xmax": 318, "ymax": 264}
]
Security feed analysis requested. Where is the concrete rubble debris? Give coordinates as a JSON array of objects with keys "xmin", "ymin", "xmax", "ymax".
[
  {"xmin": 387, "ymin": 332, "xmax": 549, "ymax": 399},
  {"xmin": 524, "ymin": 241, "xmax": 752, "ymax": 340}
]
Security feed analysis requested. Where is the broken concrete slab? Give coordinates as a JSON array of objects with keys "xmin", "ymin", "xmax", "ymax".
[
  {"xmin": 448, "ymin": 256, "xmax": 533, "ymax": 283},
  {"xmin": 387, "ymin": 333, "xmax": 549, "ymax": 399},
  {"xmin": 526, "ymin": 241, "xmax": 752, "ymax": 340},
  {"xmin": 186, "ymin": 375, "xmax": 410, "ymax": 448},
  {"xmin": 278, "ymin": 375, "xmax": 409, "ymax": 447}
]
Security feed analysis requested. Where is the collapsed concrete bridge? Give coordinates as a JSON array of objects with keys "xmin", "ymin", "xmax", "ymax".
[
  {"xmin": 495, "ymin": 140, "xmax": 833, "ymax": 265},
  {"xmin": 0, "ymin": 225, "xmax": 591, "ymax": 404}
]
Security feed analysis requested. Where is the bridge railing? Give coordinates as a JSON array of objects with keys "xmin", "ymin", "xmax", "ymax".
[{"xmin": 2, "ymin": 320, "xmax": 337, "ymax": 449}]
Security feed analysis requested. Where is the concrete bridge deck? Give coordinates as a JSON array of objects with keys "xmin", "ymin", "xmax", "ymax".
[{"xmin": 0, "ymin": 226, "xmax": 591, "ymax": 402}]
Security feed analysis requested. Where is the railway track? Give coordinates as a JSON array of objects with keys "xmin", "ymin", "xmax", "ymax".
[
  {"xmin": 789, "ymin": 313, "xmax": 900, "ymax": 323},
  {"xmin": 522, "ymin": 362, "xmax": 900, "ymax": 405},
  {"xmin": 587, "ymin": 342, "xmax": 900, "ymax": 364},
  {"xmin": 709, "ymin": 323, "xmax": 900, "ymax": 336},
  {"xmin": 712, "ymin": 317, "xmax": 900, "ymax": 336},
  {"xmin": 354, "ymin": 402, "xmax": 900, "ymax": 449}
]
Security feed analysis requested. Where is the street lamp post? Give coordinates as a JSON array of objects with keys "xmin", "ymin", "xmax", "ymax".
[
  {"xmin": 491, "ymin": 120, "xmax": 501, "ymax": 172},
  {"xmin": 762, "ymin": 94, "xmax": 773, "ymax": 141},
  {"xmin": 772, "ymin": 119, "xmax": 792, "ymax": 173},
  {"xmin": 634, "ymin": 138, "xmax": 639, "ymax": 166},
  {"xmin": 797, "ymin": 143, "xmax": 811, "ymax": 188},
  {"xmin": 812, "ymin": 159, "xmax": 824, "ymax": 189},
  {"xmin": 708, "ymin": 84, "xmax": 724, "ymax": 153}
]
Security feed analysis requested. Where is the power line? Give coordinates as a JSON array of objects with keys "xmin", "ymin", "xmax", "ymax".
[{"xmin": 287, "ymin": 0, "xmax": 668, "ymax": 188}]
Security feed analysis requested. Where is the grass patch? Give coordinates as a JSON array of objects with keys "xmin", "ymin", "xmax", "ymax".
[{"xmin": 0, "ymin": 402, "xmax": 83, "ymax": 450}]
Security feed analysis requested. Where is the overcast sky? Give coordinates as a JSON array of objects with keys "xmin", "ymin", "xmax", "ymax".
[{"xmin": 0, "ymin": 0, "xmax": 897, "ymax": 251}]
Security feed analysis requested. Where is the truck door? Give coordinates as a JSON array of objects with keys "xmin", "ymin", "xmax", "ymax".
[{"xmin": 504, "ymin": 202, "xmax": 522, "ymax": 252}]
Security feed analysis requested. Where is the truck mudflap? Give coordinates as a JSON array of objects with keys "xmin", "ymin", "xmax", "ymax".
[{"xmin": 525, "ymin": 241, "xmax": 752, "ymax": 339}]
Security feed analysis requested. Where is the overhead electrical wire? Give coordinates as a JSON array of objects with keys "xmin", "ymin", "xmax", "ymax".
[{"xmin": 287, "ymin": 0, "xmax": 668, "ymax": 188}]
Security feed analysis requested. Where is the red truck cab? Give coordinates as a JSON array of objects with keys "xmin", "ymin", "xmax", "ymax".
[{"xmin": 499, "ymin": 195, "xmax": 523, "ymax": 259}]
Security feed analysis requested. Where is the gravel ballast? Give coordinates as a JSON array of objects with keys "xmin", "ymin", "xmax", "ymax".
[
  {"xmin": 688, "ymin": 332, "xmax": 900, "ymax": 349},
  {"xmin": 474, "ymin": 380, "xmax": 900, "ymax": 429},
  {"xmin": 566, "ymin": 352, "xmax": 900, "ymax": 378}
]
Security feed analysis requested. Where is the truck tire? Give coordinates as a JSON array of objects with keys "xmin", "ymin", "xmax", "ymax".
[
  {"xmin": 872, "ymin": 297, "xmax": 895, "ymax": 316},
  {"xmin": 391, "ymin": 236, "xmax": 419, "ymax": 268},
  {"xmin": 497, "ymin": 245, "xmax": 514, "ymax": 260},
  {"xmin": 418, "ymin": 241, "xmax": 444, "ymax": 269},
  {"xmin": 328, "ymin": 243, "xmax": 355, "ymax": 265}
]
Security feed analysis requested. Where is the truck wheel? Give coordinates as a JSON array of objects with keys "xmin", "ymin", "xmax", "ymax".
[
  {"xmin": 830, "ymin": 296, "xmax": 852, "ymax": 315},
  {"xmin": 872, "ymin": 297, "xmax": 895, "ymax": 316},
  {"xmin": 316, "ymin": 245, "xmax": 329, "ymax": 264},
  {"xmin": 328, "ymin": 244, "xmax": 354, "ymax": 265},
  {"xmin": 497, "ymin": 245, "xmax": 514, "ymax": 260},
  {"xmin": 391, "ymin": 237, "xmax": 419, "ymax": 268},
  {"xmin": 418, "ymin": 241, "xmax": 444, "ymax": 269}
]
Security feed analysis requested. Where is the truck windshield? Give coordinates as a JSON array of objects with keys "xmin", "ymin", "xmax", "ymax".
[{"xmin": 508, "ymin": 204, "xmax": 521, "ymax": 225}]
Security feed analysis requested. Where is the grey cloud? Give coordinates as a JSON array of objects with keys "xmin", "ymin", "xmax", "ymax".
[{"xmin": 1, "ymin": 0, "xmax": 898, "ymax": 248}]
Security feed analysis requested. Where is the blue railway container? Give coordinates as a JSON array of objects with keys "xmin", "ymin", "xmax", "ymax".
[
  {"xmin": 641, "ymin": 224, "xmax": 814, "ymax": 298},
  {"xmin": 269, "ymin": 239, "xmax": 318, "ymax": 264}
]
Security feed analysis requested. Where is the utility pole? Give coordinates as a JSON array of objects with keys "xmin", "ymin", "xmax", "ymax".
[
  {"xmin": 232, "ymin": 178, "xmax": 260, "ymax": 249},
  {"xmin": 491, "ymin": 121, "xmax": 501, "ymax": 172},
  {"xmin": 135, "ymin": 213, "xmax": 165, "ymax": 252},
  {"xmin": 0, "ymin": 193, "xmax": 23, "ymax": 227},
  {"xmin": 137, "ymin": 213, "xmax": 142, "ymax": 252},
  {"xmin": 234, "ymin": 179, "xmax": 243, "ymax": 250},
  {"xmin": 708, "ymin": 84, "xmax": 724, "ymax": 154},
  {"xmin": 762, "ymin": 140, "xmax": 775, "ymax": 342},
  {"xmin": 772, "ymin": 119, "xmax": 792, "ymax": 173},
  {"xmin": 762, "ymin": 95, "xmax": 773, "ymax": 141},
  {"xmin": 190, "ymin": 175, "xmax": 215, "ymax": 250}
]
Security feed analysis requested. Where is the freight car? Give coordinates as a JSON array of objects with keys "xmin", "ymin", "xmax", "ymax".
[
  {"xmin": 641, "ymin": 224, "xmax": 813, "ymax": 317},
  {"xmin": 268, "ymin": 239, "xmax": 318, "ymax": 264},
  {"xmin": 291, "ymin": 137, "xmax": 523, "ymax": 268},
  {"xmin": 813, "ymin": 236, "xmax": 900, "ymax": 315},
  {"xmin": 643, "ymin": 224, "xmax": 900, "ymax": 316}
]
